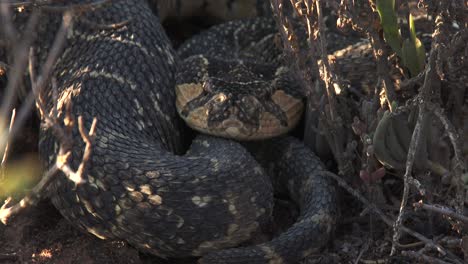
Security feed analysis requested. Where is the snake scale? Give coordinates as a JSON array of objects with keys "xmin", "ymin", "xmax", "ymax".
[{"xmin": 10, "ymin": 0, "xmax": 337, "ymax": 263}]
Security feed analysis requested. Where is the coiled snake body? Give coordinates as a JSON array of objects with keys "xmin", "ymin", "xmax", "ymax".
[{"xmin": 16, "ymin": 0, "xmax": 337, "ymax": 263}]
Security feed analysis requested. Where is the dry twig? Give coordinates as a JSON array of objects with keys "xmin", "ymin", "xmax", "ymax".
[
  {"xmin": 430, "ymin": 103, "xmax": 467, "ymax": 216},
  {"xmin": 392, "ymin": 2, "xmax": 453, "ymax": 253},
  {"xmin": 0, "ymin": 8, "xmax": 40, "ymax": 153},
  {"xmin": 401, "ymin": 250, "xmax": 452, "ymax": 264},
  {"xmin": 324, "ymin": 171, "xmax": 464, "ymax": 264},
  {"xmin": 413, "ymin": 201, "xmax": 468, "ymax": 224},
  {"xmin": 270, "ymin": 0, "xmax": 354, "ymax": 176},
  {"xmin": 0, "ymin": 1, "xmax": 99, "ymax": 224},
  {"xmin": 0, "ymin": 108, "xmax": 15, "ymax": 180}
]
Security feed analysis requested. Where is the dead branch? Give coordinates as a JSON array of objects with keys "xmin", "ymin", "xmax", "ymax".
[
  {"xmin": 0, "ymin": 3, "xmax": 98, "ymax": 225},
  {"xmin": 323, "ymin": 171, "xmax": 465, "ymax": 264},
  {"xmin": 270, "ymin": 0, "xmax": 354, "ymax": 176},
  {"xmin": 430, "ymin": 102, "xmax": 467, "ymax": 216},
  {"xmin": 413, "ymin": 201, "xmax": 468, "ymax": 224},
  {"xmin": 0, "ymin": 106, "xmax": 98, "ymax": 224},
  {"xmin": 401, "ymin": 250, "xmax": 452, "ymax": 264},
  {"xmin": 0, "ymin": 6, "xmax": 70, "ymax": 155},
  {"xmin": 314, "ymin": 0, "xmax": 352, "ymax": 176},
  {"xmin": 0, "ymin": 8, "xmax": 40, "ymax": 150},
  {"xmin": 56, "ymin": 116, "xmax": 97, "ymax": 185},
  {"xmin": 392, "ymin": 98, "xmax": 427, "ymax": 253},
  {"xmin": 392, "ymin": 1, "xmax": 452, "ymax": 253},
  {"xmin": 337, "ymin": 0, "xmax": 397, "ymax": 111},
  {"xmin": 0, "ymin": 108, "xmax": 15, "ymax": 180},
  {"xmin": 366, "ymin": 29, "xmax": 397, "ymax": 111}
]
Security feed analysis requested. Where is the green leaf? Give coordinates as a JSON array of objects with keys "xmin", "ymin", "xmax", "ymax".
[
  {"xmin": 414, "ymin": 37, "xmax": 426, "ymax": 73},
  {"xmin": 409, "ymin": 13, "xmax": 417, "ymax": 42},
  {"xmin": 391, "ymin": 101, "xmax": 398, "ymax": 111},
  {"xmin": 401, "ymin": 14, "xmax": 426, "ymax": 76},
  {"xmin": 376, "ymin": 0, "xmax": 402, "ymax": 56},
  {"xmin": 402, "ymin": 39, "xmax": 425, "ymax": 76}
]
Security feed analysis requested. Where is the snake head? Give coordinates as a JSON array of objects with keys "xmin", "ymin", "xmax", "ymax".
[{"xmin": 176, "ymin": 55, "xmax": 304, "ymax": 140}]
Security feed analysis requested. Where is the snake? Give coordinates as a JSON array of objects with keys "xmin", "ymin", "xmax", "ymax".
[
  {"xmin": 176, "ymin": 17, "xmax": 305, "ymax": 140},
  {"xmin": 9, "ymin": 0, "xmax": 337, "ymax": 263}
]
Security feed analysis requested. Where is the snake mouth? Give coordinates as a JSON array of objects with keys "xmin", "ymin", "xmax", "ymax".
[{"xmin": 221, "ymin": 119, "xmax": 254, "ymax": 138}]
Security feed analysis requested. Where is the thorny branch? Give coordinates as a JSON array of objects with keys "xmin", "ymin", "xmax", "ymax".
[
  {"xmin": 1, "ymin": 112, "xmax": 97, "ymax": 224},
  {"xmin": 324, "ymin": 171, "xmax": 465, "ymax": 264},
  {"xmin": 413, "ymin": 201, "xmax": 468, "ymax": 224},
  {"xmin": 270, "ymin": 0, "xmax": 354, "ymax": 176},
  {"xmin": 273, "ymin": 0, "xmax": 466, "ymax": 262},
  {"xmin": 401, "ymin": 250, "xmax": 453, "ymax": 264},
  {"xmin": 0, "ymin": 1, "xmax": 100, "ymax": 224},
  {"xmin": 391, "ymin": 1, "xmax": 463, "ymax": 254},
  {"xmin": 0, "ymin": 108, "xmax": 15, "ymax": 180},
  {"xmin": 0, "ymin": 7, "xmax": 40, "ymax": 151},
  {"xmin": 337, "ymin": 0, "xmax": 397, "ymax": 110}
]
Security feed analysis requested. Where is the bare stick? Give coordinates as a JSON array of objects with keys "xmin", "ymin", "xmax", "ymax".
[
  {"xmin": 0, "ymin": 10, "xmax": 40, "ymax": 150},
  {"xmin": 430, "ymin": 103, "xmax": 466, "ymax": 216},
  {"xmin": 401, "ymin": 250, "xmax": 452, "ymax": 264},
  {"xmin": 270, "ymin": 0, "xmax": 353, "ymax": 175},
  {"xmin": 392, "ymin": 99, "xmax": 426, "ymax": 253},
  {"xmin": 0, "ymin": 2, "xmax": 18, "ymax": 45},
  {"xmin": 56, "ymin": 116, "xmax": 98, "ymax": 185},
  {"xmin": 323, "ymin": 171, "xmax": 464, "ymax": 264},
  {"xmin": 313, "ymin": 0, "xmax": 351, "ymax": 175},
  {"xmin": 391, "ymin": 3, "xmax": 448, "ymax": 253},
  {"xmin": 33, "ymin": 11, "xmax": 72, "ymax": 99},
  {"xmin": 0, "ymin": 108, "xmax": 16, "ymax": 180},
  {"xmin": 366, "ymin": 29, "xmax": 397, "ymax": 111},
  {"xmin": 0, "ymin": 5, "xmax": 98, "ymax": 224},
  {"xmin": 0, "ymin": 105, "xmax": 98, "ymax": 224},
  {"xmin": 0, "ymin": 9, "xmax": 72, "ymax": 174},
  {"xmin": 413, "ymin": 201, "xmax": 468, "ymax": 224}
]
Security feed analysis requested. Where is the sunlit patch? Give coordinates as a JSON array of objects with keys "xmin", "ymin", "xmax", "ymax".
[
  {"xmin": 184, "ymin": 106, "xmax": 209, "ymax": 133},
  {"xmin": 191, "ymin": 195, "xmax": 212, "ymax": 207},
  {"xmin": 32, "ymin": 248, "xmax": 53, "ymax": 261},
  {"xmin": 148, "ymin": 195, "xmax": 163, "ymax": 205},
  {"xmin": 214, "ymin": 93, "xmax": 227, "ymax": 103},
  {"xmin": 86, "ymin": 227, "xmax": 107, "ymax": 239},
  {"xmin": 228, "ymin": 204, "xmax": 237, "ymax": 215},
  {"xmin": 175, "ymin": 83, "xmax": 204, "ymax": 112},
  {"xmin": 259, "ymin": 245, "xmax": 285, "ymax": 264}
]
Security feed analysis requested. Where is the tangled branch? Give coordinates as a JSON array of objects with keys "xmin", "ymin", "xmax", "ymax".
[{"xmin": 0, "ymin": 0, "xmax": 101, "ymax": 224}]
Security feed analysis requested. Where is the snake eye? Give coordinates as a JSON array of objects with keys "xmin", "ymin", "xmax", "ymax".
[{"xmin": 214, "ymin": 93, "xmax": 227, "ymax": 104}]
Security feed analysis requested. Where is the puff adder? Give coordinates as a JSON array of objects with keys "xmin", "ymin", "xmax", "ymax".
[{"xmin": 11, "ymin": 0, "xmax": 337, "ymax": 263}]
